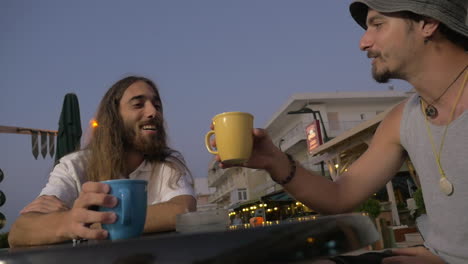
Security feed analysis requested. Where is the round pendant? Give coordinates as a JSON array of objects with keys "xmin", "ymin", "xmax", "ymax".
[
  {"xmin": 439, "ymin": 177, "xmax": 454, "ymax": 196},
  {"xmin": 425, "ymin": 105, "xmax": 438, "ymax": 118}
]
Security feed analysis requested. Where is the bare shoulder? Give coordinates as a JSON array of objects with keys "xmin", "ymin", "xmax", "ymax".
[
  {"xmin": 372, "ymin": 100, "xmax": 407, "ymax": 146},
  {"xmin": 384, "ymin": 100, "xmax": 406, "ymax": 124}
]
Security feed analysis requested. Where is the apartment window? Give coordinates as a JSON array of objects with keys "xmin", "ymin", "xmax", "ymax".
[
  {"xmin": 238, "ymin": 188, "xmax": 247, "ymax": 201},
  {"xmin": 327, "ymin": 112, "xmax": 340, "ymax": 130}
]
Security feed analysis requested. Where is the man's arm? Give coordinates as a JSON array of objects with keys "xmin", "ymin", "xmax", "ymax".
[
  {"xmin": 8, "ymin": 183, "xmax": 117, "ymax": 248},
  {"xmin": 20, "ymin": 195, "xmax": 69, "ymax": 214},
  {"xmin": 8, "ymin": 209, "xmax": 113, "ymax": 248},
  {"xmin": 143, "ymin": 195, "xmax": 196, "ymax": 233},
  {"xmin": 382, "ymin": 247, "xmax": 445, "ymax": 264},
  {"xmin": 9, "ymin": 195, "xmax": 72, "ymax": 247},
  {"xmin": 218, "ymin": 102, "xmax": 406, "ymax": 215},
  {"xmin": 9, "ymin": 211, "xmax": 73, "ymax": 247},
  {"xmin": 276, "ymin": 103, "xmax": 406, "ymax": 214}
]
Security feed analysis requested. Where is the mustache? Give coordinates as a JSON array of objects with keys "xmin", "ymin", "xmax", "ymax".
[
  {"xmin": 367, "ymin": 50, "xmax": 381, "ymax": 59},
  {"xmin": 139, "ymin": 118, "xmax": 162, "ymax": 127}
]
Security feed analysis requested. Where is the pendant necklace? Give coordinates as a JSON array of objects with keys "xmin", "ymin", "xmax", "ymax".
[
  {"xmin": 420, "ymin": 71, "xmax": 468, "ymax": 196},
  {"xmin": 421, "ymin": 65, "xmax": 468, "ymax": 119}
]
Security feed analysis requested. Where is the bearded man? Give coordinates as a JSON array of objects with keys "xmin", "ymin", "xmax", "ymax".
[{"xmin": 9, "ymin": 76, "xmax": 196, "ymax": 247}]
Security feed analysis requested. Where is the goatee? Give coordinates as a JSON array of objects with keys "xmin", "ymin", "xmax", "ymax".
[
  {"xmin": 372, "ymin": 65, "xmax": 391, "ymax": 83},
  {"xmin": 368, "ymin": 50, "xmax": 391, "ymax": 83}
]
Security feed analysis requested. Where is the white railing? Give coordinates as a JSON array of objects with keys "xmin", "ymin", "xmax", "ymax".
[
  {"xmin": 279, "ymin": 120, "xmax": 367, "ymax": 151},
  {"xmin": 207, "ymin": 167, "xmax": 226, "ymax": 187},
  {"xmin": 301, "ymin": 161, "xmax": 322, "ymax": 172},
  {"xmin": 279, "ymin": 122, "xmax": 307, "ymax": 150},
  {"xmin": 208, "ymin": 180, "xmax": 234, "ymax": 203},
  {"xmin": 327, "ymin": 120, "xmax": 365, "ymax": 137}
]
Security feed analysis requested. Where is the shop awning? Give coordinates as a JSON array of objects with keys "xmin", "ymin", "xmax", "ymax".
[
  {"xmin": 229, "ymin": 198, "xmax": 262, "ymax": 211},
  {"xmin": 262, "ymin": 190, "xmax": 294, "ymax": 202}
]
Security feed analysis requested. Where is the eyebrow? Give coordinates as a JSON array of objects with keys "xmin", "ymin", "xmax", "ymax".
[
  {"xmin": 128, "ymin": 95, "xmax": 160, "ymax": 104},
  {"xmin": 366, "ymin": 14, "xmax": 385, "ymax": 26},
  {"xmin": 128, "ymin": 95, "xmax": 146, "ymax": 103}
]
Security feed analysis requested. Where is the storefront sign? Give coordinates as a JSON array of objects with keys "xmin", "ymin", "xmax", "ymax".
[{"xmin": 306, "ymin": 120, "xmax": 322, "ymax": 153}]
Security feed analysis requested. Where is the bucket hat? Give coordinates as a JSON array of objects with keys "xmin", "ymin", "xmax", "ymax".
[{"xmin": 349, "ymin": 0, "xmax": 468, "ymax": 37}]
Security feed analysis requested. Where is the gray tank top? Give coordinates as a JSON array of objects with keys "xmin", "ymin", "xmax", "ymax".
[{"xmin": 400, "ymin": 94, "xmax": 468, "ymax": 263}]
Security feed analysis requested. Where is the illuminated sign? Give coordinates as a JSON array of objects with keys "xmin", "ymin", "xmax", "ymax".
[{"xmin": 306, "ymin": 120, "xmax": 322, "ymax": 153}]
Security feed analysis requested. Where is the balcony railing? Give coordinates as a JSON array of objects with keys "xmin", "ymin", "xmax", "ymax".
[
  {"xmin": 208, "ymin": 186, "xmax": 232, "ymax": 203},
  {"xmin": 279, "ymin": 120, "xmax": 366, "ymax": 151},
  {"xmin": 279, "ymin": 121, "xmax": 308, "ymax": 151},
  {"xmin": 301, "ymin": 161, "xmax": 322, "ymax": 172},
  {"xmin": 207, "ymin": 167, "xmax": 227, "ymax": 187},
  {"xmin": 329, "ymin": 120, "xmax": 365, "ymax": 137}
]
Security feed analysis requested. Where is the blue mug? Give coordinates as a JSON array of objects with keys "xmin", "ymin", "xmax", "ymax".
[{"xmin": 99, "ymin": 179, "xmax": 148, "ymax": 240}]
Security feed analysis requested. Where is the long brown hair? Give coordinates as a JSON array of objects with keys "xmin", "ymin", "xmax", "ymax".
[{"xmin": 85, "ymin": 76, "xmax": 192, "ymax": 188}]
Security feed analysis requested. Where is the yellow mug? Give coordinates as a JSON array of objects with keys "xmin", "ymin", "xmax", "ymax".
[{"xmin": 205, "ymin": 112, "xmax": 254, "ymax": 165}]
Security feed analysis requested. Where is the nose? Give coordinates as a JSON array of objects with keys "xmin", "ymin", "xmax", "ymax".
[
  {"xmin": 359, "ymin": 30, "xmax": 373, "ymax": 51},
  {"xmin": 145, "ymin": 102, "xmax": 158, "ymax": 119}
]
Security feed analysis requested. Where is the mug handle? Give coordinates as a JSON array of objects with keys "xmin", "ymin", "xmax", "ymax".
[
  {"xmin": 204, "ymin": 130, "xmax": 218, "ymax": 155},
  {"xmin": 119, "ymin": 188, "xmax": 131, "ymax": 225}
]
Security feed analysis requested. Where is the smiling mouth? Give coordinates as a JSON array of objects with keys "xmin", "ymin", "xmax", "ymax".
[{"xmin": 142, "ymin": 125, "xmax": 156, "ymax": 131}]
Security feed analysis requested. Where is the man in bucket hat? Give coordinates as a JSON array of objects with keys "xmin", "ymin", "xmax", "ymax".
[
  {"xmin": 337, "ymin": 2, "xmax": 467, "ymax": 262},
  {"xmin": 214, "ymin": 0, "xmax": 467, "ymax": 263}
]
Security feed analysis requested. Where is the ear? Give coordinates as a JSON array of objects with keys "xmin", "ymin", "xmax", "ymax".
[{"xmin": 420, "ymin": 18, "xmax": 440, "ymax": 38}]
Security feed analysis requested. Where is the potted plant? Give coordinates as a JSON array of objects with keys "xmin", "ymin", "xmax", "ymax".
[
  {"xmin": 413, "ymin": 188, "xmax": 426, "ymax": 216},
  {"xmin": 357, "ymin": 198, "xmax": 383, "ymax": 249},
  {"xmin": 358, "ymin": 198, "xmax": 381, "ymax": 220}
]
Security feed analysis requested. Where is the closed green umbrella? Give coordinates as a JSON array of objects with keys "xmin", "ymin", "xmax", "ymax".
[{"xmin": 55, "ymin": 93, "xmax": 82, "ymax": 163}]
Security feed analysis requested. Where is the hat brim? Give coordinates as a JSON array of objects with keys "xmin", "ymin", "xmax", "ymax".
[
  {"xmin": 349, "ymin": 2, "xmax": 370, "ymax": 30},
  {"xmin": 349, "ymin": 0, "xmax": 468, "ymax": 37},
  {"xmin": 350, "ymin": 0, "xmax": 426, "ymax": 30}
]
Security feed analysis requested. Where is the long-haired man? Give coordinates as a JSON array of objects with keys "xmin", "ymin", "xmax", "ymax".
[{"xmin": 9, "ymin": 76, "xmax": 196, "ymax": 247}]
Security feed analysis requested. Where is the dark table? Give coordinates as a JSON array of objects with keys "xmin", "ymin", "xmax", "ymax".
[{"xmin": 0, "ymin": 213, "xmax": 379, "ymax": 264}]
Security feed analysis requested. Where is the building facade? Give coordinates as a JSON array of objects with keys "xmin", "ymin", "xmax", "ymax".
[{"xmin": 194, "ymin": 177, "xmax": 217, "ymax": 211}]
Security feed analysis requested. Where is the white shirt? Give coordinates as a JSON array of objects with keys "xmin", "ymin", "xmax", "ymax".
[{"xmin": 40, "ymin": 151, "xmax": 195, "ymax": 208}]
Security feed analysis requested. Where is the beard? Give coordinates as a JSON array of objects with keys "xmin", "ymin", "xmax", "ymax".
[
  {"xmin": 122, "ymin": 118, "xmax": 166, "ymax": 158},
  {"xmin": 372, "ymin": 64, "xmax": 392, "ymax": 83},
  {"xmin": 368, "ymin": 50, "xmax": 407, "ymax": 84},
  {"xmin": 368, "ymin": 50, "xmax": 392, "ymax": 83}
]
